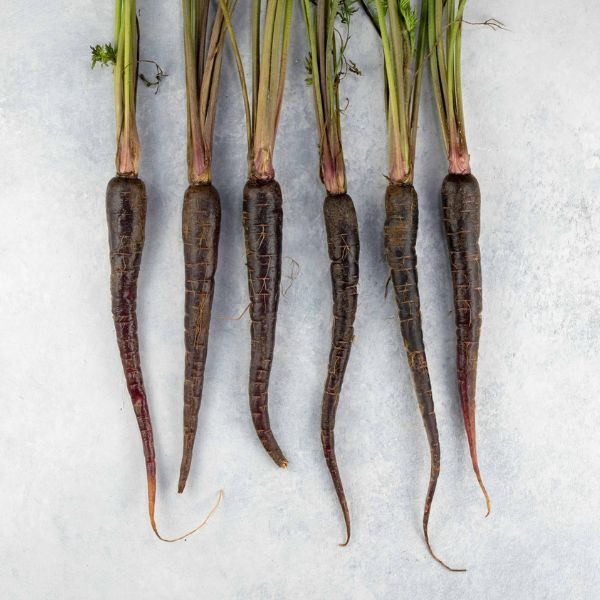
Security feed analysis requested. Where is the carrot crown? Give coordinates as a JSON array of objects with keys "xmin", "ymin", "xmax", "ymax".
[
  {"xmin": 301, "ymin": 0, "xmax": 359, "ymax": 196},
  {"xmin": 428, "ymin": 0, "xmax": 471, "ymax": 175},
  {"xmin": 183, "ymin": 1, "xmax": 233, "ymax": 184},
  {"xmin": 363, "ymin": 0, "xmax": 428, "ymax": 185},
  {"xmin": 220, "ymin": 0, "xmax": 293, "ymax": 182},
  {"xmin": 113, "ymin": 0, "xmax": 141, "ymax": 176}
]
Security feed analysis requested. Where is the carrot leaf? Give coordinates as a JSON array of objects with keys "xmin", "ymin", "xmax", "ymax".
[{"xmin": 91, "ymin": 43, "xmax": 117, "ymax": 69}]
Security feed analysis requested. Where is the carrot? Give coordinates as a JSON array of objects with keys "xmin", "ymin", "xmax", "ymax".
[
  {"xmin": 301, "ymin": 0, "xmax": 361, "ymax": 546},
  {"xmin": 363, "ymin": 0, "xmax": 463, "ymax": 570},
  {"xmin": 244, "ymin": 179, "xmax": 287, "ymax": 467},
  {"xmin": 428, "ymin": 0, "xmax": 490, "ymax": 514},
  {"xmin": 106, "ymin": 176, "xmax": 156, "ymax": 524},
  {"xmin": 179, "ymin": 183, "xmax": 220, "ymax": 491},
  {"xmin": 220, "ymin": 0, "xmax": 293, "ymax": 467},
  {"xmin": 322, "ymin": 194, "xmax": 359, "ymax": 546},
  {"xmin": 441, "ymin": 173, "xmax": 486, "ymax": 507},
  {"xmin": 177, "ymin": 0, "xmax": 232, "ymax": 493},
  {"xmin": 97, "ymin": 0, "xmax": 221, "ymax": 539}
]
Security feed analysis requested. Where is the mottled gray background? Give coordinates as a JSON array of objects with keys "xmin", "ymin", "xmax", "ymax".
[{"xmin": 1, "ymin": 1, "xmax": 599, "ymax": 598}]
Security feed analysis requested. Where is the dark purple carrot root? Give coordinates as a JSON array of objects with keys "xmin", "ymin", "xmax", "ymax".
[
  {"xmin": 321, "ymin": 193, "xmax": 359, "ymax": 547},
  {"xmin": 178, "ymin": 183, "xmax": 221, "ymax": 493},
  {"xmin": 384, "ymin": 183, "xmax": 465, "ymax": 572},
  {"xmin": 106, "ymin": 176, "xmax": 160, "ymax": 535},
  {"xmin": 243, "ymin": 179, "xmax": 287, "ymax": 468},
  {"xmin": 442, "ymin": 173, "xmax": 490, "ymax": 516}
]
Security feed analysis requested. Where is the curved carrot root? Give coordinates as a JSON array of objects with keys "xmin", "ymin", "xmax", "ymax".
[
  {"xmin": 321, "ymin": 193, "xmax": 359, "ymax": 546},
  {"xmin": 422, "ymin": 464, "xmax": 467, "ymax": 572},
  {"xmin": 178, "ymin": 183, "xmax": 221, "ymax": 493},
  {"xmin": 442, "ymin": 173, "xmax": 490, "ymax": 516},
  {"xmin": 322, "ymin": 430, "xmax": 351, "ymax": 547},
  {"xmin": 148, "ymin": 480, "xmax": 223, "ymax": 542},
  {"xmin": 243, "ymin": 179, "xmax": 288, "ymax": 468},
  {"xmin": 384, "ymin": 183, "xmax": 464, "ymax": 571}
]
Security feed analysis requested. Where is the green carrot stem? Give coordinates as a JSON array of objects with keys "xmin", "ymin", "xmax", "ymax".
[
  {"xmin": 409, "ymin": 0, "xmax": 428, "ymax": 166},
  {"xmin": 429, "ymin": 0, "xmax": 471, "ymax": 174},
  {"xmin": 370, "ymin": 0, "xmax": 426, "ymax": 184},
  {"xmin": 302, "ymin": 0, "xmax": 350, "ymax": 195},
  {"xmin": 253, "ymin": 0, "xmax": 279, "ymax": 179},
  {"xmin": 273, "ymin": 0, "xmax": 293, "ymax": 133},
  {"xmin": 183, "ymin": 0, "xmax": 207, "ymax": 182},
  {"xmin": 251, "ymin": 0, "xmax": 261, "ymax": 138},
  {"xmin": 221, "ymin": 0, "xmax": 292, "ymax": 181},
  {"xmin": 183, "ymin": 1, "xmax": 234, "ymax": 183},
  {"xmin": 115, "ymin": 0, "xmax": 140, "ymax": 176},
  {"xmin": 218, "ymin": 0, "xmax": 252, "ymax": 161}
]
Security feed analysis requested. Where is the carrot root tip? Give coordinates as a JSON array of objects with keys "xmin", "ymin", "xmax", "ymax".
[{"xmin": 150, "ymin": 489, "xmax": 224, "ymax": 543}]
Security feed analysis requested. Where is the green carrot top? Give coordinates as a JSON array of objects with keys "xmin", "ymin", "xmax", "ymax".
[
  {"xmin": 301, "ymin": 0, "xmax": 360, "ymax": 196},
  {"xmin": 220, "ymin": 0, "xmax": 293, "ymax": 182},
  {"xmin": 112, "ymin": 0, "xmax": 140, "ymax": 177},
  {"xmin": 428, "ymin": 0, "xmax": 471, "ymax": 175},
  {"xmin": 363, "ymin": 0, "xmax": 428, "ymax": 185},
  {"xmin": 92, "ymin": 1, "xmax": 170, "ymax": 176},
  {"xmin": 182, "ymin": 1, "xmax": 233, "ymax": 184}
]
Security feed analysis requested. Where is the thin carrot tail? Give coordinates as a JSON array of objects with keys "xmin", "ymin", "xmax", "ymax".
[
  {"xmin": 460, "ymin": 382, "xmax": 491, "ymax": 516},
  {"xmin": 253, "ymin": 426, "xmax": 289, "ymax": 468},
  {"xmin": 147, "ymin": 475, "xmax": 223, "ymax": 542},
  {"xmin": 422, "ymin": 460, "xmax": 466, "ymax": 572},
  {"xmin": 321, "ymin": 430, "xmax": 351, "ymax": 547}
]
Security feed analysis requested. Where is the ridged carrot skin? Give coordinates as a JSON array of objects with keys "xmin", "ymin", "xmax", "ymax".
[
  {"xmin": 106, "ymin": 175, "xmax": 160, "ymax": 534},
  {"xmin": 243, "ymin": 179, "xmax": 287, "ymax": 468},
  {"xmin": 178, "ymin": 183, "xmax": 221, "ymax": 493},
  {"xmin": 321, "ymin": 193, "xmax": 359, "ymax": 547},
  {"xmin": 384, "ymin": 183, "xmax": 463, "ymax": 572},
  {"xmin": 442, "ymin": 173, "xmax": 490, "ymax": 514}
]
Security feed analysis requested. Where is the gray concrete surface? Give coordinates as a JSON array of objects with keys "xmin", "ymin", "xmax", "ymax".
[{"xmin": 1, "ymin": 1, "xmax": 599, "ymax": 598}]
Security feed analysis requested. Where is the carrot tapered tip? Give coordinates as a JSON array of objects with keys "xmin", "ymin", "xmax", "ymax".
[
  {"xmin": 266, "ymin": 444, "xmax": 288, "ymax": 469},
  {"xmin": 149, "ymin": 488, "xmax": 224, "ymax": 543},
  {"xmin": 337, "ymin": 511, "xmax": 351, "ymax": 547},
  {"xmin": 338, "ymin": 524, "xmax": 351, "ymax": 547},
  {"xmin": 177, "ymin": 465, "xmax": 190, "ymax": 494},
  {"xmin": 474, "ymin": 468, "xmax": 491, "ymax": 517},
  {"xmin": 424, "ymin": 532, "xmax": 466, "ymax": 573}
]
